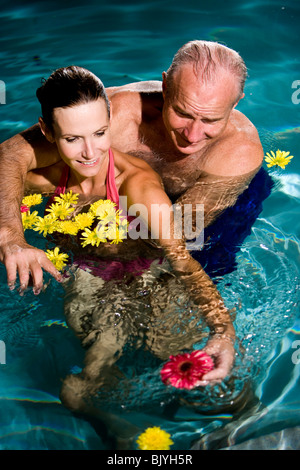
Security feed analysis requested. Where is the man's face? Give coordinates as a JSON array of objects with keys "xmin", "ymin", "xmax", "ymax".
[{"xmin": 162, "ymin": 64, "xmax": 241, "ymax": 155}]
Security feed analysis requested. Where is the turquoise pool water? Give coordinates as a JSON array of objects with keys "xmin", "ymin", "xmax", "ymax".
[{"xmin": 0, "ymin": 0, "xmax": 299, "ymax": 450}]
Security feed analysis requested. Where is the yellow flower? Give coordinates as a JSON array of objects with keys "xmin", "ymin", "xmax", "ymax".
[
  {"xmin": 106, "ymin": 221, "xmax": 128, "ymax": 243},
  {"xmin": 22, "ymin": 211, "xmax": 39, "ymax": 230},
  {"xmin": 56, "ymin": 220, "xmax": 80, "ymax": 235},
  {"xmin": 45, "ymin": 247, "xmax": 69, "ymax": 271},
  {"xmin": 95, "ymin": 222, "xmax": 108, "ymax": 242},
  {"xmin": 89, "ymin": 199, "xmax": 116, "ymax": 216},
  {"xmin": 74, "ymin": 212, "xmax": 95, "ymax": 230},
  {"xmin": 22, "ymin": 190, "xmax": 127, "ymax": 247},
  {"xmin": 54, "ymin": 190, "xmax": 79, "ymax": 205},
  {"xmin": 22, "ymin": 194, "xmax": 43, "ymax": 207},
  {"xmin": 105, "ymin": 223, "xmax": 119, "ymax": 242},
  {"xmin": 46, "ymin": 201, "xmax": 75, "ymax": 220},
  {"xmin": 265, "ymin": 149, "xmax": 294, "ymax": 169},
  {"xmin": 95, "ymin": 203, "xmax": 117, "ymax": 220},
  {"xmin": 108, "ymin": 231, "xmax": 125, "ymax": 244},
  {"xmin": 33, "ymin": 215, "xmax": 58, "ymax": 236},
  {"xmin": 81, "ymin": 227, "xmax": 106, "ymax": 247},
  {"xmin": 136, "ymin": 427, "xmax": 174, "ymax": 451}
]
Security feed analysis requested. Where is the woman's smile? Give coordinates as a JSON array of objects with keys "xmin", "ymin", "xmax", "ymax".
[{"xmin": 76, "ymin": 158, "xmax": 100, "ymax": 166}]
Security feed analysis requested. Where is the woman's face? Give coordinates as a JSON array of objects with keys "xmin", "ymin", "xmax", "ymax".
[{"xmin": 51, "ymin": 98, "xmax": 111, "ymax": 178}]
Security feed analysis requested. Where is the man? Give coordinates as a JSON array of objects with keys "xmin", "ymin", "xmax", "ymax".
[{"xmin": 0, "ymin": 40, "xmax": 263, "ymax": 292}]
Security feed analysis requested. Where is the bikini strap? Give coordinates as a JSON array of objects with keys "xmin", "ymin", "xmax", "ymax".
[
  {"xmin": 55, "ymin": 164, "xmax": 70, "ymax": 196},
  {"xmin": 45, "ymin": 164, "xmax": 69, "ymax": 209},
  {"xmin": 47, "ymin": 150, "xmax": 118, "ymax": 210},
  {"xmin": 106, "ymin": 148, "xmax": 119, "ymax": 206}
]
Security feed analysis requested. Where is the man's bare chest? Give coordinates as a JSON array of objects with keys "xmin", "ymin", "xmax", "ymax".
[
  {"xmin": 128, "ymin": 145, "xmax": 203, "ymax": 197},
  {"xmin": 111, "ymin": 120, "xmax": 207, "ymax": 197}
]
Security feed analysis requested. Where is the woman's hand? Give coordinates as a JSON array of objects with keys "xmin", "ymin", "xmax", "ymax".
[
  {"xmin": 0, "ymin": 238, "xmax": 62, "ymax": 294},
  {"xmin": 197, "ymin": 335, "xmax": 236, "ymax": 386}
]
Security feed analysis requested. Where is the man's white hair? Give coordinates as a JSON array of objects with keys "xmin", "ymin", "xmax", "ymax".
[{"xmin": 165, "ymin": 40, "xmax": 247, "ymax": 100}]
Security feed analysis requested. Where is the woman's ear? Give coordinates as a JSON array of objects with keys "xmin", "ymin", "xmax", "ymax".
[
  {"xmin": 109, "ymin": 100, "xmax": 113, "ymax": 122},
  {"xmin": 38, "ymin": 117, "xmax": 55, "ymax": 143}
]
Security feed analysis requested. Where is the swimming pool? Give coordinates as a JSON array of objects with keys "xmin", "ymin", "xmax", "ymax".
[{"xmin": 0, "ymin": 0, "xmax": 299, "ymax": 451}]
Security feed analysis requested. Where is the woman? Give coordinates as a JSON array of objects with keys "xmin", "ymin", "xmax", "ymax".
[{"xmin": 24, "ymin": 66, "xmax": 235, "ymax": 414}]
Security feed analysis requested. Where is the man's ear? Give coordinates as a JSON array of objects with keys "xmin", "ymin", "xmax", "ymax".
[
  {"xmin": 38, "ymin": 117, "xmax": 55, "ymax": 143},
  {"xmin": 162, "ymin": 72, "xmax": 167, "ymax": 99},
  {"xmin": 233, "ymin": 92, "xmax": 245, "ymax": 109}
]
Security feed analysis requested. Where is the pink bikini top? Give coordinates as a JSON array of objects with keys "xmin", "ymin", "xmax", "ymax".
[
  {"xmin": 47, "ymin": 148, "xmax": 163, "ymax": 280},
  {"xmin": 47, "ymin": 148, "xmax": 119, "ymax": 206}
]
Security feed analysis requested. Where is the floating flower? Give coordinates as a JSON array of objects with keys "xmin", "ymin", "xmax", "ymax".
[
  {"xmin": 95, "ymin": 222, "xmax": 109, "ymax": 242},
  {"xmin": 74, "ymin": 212, "xmax": 95, "ymax": 230},
  {"xmin": 89, "ymin": 198, "xmax": 116, "ymax": 216},
  {"xmin": 20, "ymin": 204, "xmax": 30, "ymax": 213},
  {"xmin": 20, "ymin": 193, "xmax": 128, "ymax": 266},
  {"xmin": 95, "ymin": 203, "xmax": 118, "ymax": 221},
  {"xmin": 45, "ymin": 201, "xmax": 75, "ymax": 220},
  {"xmin": 56, "ymin": 220, "xmax": 80, "ymax": 236},
  {"xmin": 106, "ymin": 226, "xmax": 121, "ymax": 243},
  {"xmin": 161, "ymin": 350, "xmax": 214, "ymax": 390},
  {"xmin": 45, "ymin": 247, "xmax": 69, "ymax": 271},
  {"xmin": 33, "ymin": 214, "xmax": 59, "ymax": 236},
  {"xmin": 264, "ymin": 149, "xmax": 294, "ymax": 169},
  {"xmin": 136, "ymin": 427, "xmax": 173, "ymax": 451},
  {"xmin": 81, "ymin": 227, "xmax": 106, "ymax": 247},
  {"xmin": 22, "ymin": 210, "xmax": 39, "ymax": 230},
  {"xmin": 22, "ymin": 194, "xmax": 43, "ymax": 207},
  {"xmin": 54, "ymin": 190, "xmax": 79, "ymax": 205},
  {"xmin": 106, "ymin": 219, "xmax": 128, "ymax": 243}
]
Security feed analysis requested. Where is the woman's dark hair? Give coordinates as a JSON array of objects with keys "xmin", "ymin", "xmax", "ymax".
[{"xmin": 36, "ymin": 66, "xmax": 110, "ymax": 130}]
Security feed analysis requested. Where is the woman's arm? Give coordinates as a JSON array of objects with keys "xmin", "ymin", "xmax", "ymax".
[{"xmin": 123, "ymin": 171, "xmax": 236, "ymax": 384}]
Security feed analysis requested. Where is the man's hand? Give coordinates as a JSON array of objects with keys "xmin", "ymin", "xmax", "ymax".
[
  {"xmin": 0, "ymin": 241, "xmax": 63, "ymax": 294},
  {"xmin": 197, "ymin": 335, "xmax": 235, "ymax": 386}
]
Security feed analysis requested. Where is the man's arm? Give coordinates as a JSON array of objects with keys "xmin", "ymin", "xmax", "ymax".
[
  {"xmin": 175, "ymin": 165, "xmax": 261, "ymax": 235},
  {"xmin": 123, "ymin": 170, "xmax": 236, "ymax": 385},
  {"xmin": 175, "ymin": 135, "xmax": 264, "ymax": 233},
  {"xmin": 0, "ymin": 125, "xmax": 62, "ymax": 293}
]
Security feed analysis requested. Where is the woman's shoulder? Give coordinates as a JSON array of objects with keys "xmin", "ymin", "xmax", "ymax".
[
  {"xmin": 112, "ymin": 147, "xmax": 158, "ymax": 174},
  {"xmin": 113, "ymin": 148, "xmax": 162, "ymax": 197}
]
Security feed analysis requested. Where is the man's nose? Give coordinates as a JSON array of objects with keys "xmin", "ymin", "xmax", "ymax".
[{"xmin": 183, "ymin": 121, "xmax": 205, "ymax": 143}]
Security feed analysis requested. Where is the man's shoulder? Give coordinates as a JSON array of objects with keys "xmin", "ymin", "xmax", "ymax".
[
  {"xmin": 109, "ymin": 84, "xmax": 163, "ymax": 137},
  {"xmin": 108, "ymin": 82, "xmax": 163, "ymax": 114},
  {"xmin": 108, "ymin": 88, "xmax": 141, "ymax": 115},
  {"xmin": 107, "ymin": 80, "xmax": 162, "ymax": 97},
  {"xmin": 205, "ymin": 110, "xmax": 264, "ymax": 177}
]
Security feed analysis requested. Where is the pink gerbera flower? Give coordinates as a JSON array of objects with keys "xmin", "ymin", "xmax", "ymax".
[
  {"xmin": 20, "ymin": 204, "xmax": 30, "ymax": 213},
  {"xmin": 160, "ymin": 350, "xmax": 214, "ymax": 390}
]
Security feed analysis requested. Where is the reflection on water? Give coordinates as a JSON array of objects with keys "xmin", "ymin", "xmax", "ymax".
[
  {"xmin": 0, "ymin": 211, "xmax": 298, "ymax": 449},
  {"xmin": 77, "ymin": 219, "xmax": 297, "ymax": 416},
  {"xmin": 0, "ymin": 0, "xmax": 299, "ymax": 451}
]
